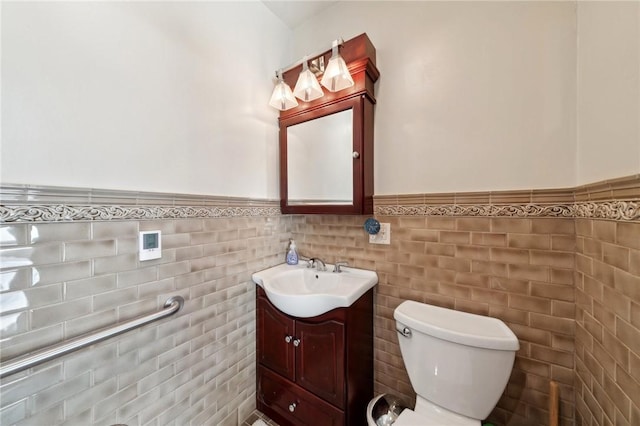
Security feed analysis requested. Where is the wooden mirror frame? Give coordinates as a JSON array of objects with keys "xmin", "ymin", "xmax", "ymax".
[{"xmin": 279, "ymin": 33, "xmax": 380, "ymax": 215}]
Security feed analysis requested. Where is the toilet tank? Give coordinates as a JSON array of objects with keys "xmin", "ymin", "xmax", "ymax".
[{"xmin": 394, "ymin": 301, "xmax": 519, "ymax": 421}]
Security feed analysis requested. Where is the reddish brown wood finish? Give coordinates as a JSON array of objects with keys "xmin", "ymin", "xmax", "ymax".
[
  {"xmin": 296, "ymin": 319, "xmax": 345, "ymax": 408},
  {"xmin": 279, "ymin": 33, "xmax": 379, "ymax": 215},
  {"xmin": 256, "ymin": 286, "xmax": 373, "ymax": 426},
  {"xmin": 257, "ymin": 296, "xmax": 295, "ymax": 380},
  {"xmin": 258, "ymin": 366, "xmax": 344, "ymax": 426}
]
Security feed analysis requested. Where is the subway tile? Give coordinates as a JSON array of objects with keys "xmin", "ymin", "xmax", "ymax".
[
  {"xmin": 491, "ymin": 218, "xmax": 531, "ymax": 233},
  {"xmin": 64, "ymin": 239, "xmax": 116, "ymax": 261},
  {"xmin": 439, "ymin": 231, "xmax": 470, "ymax": 244},
  {"xmin": 31, "ymin": 297, "xmax": 92, "ymax": 329},
  {"xmin": 530, "ymin": 250, "xmax": 574, "ymax": 268},
  {"xmin": 0, "ymin": 268, "xmax": 31, "ymax": 291},
  {"xmin": 509, "ymin": 294, "xmax": 551, "ymax": 314},
  {"xmin": 65, "ymin": 274, "xmax": 116, "ymax": 300},
  {"xmin": 64, "ymin": 309, "xmax": 117, "ymax": 339},
  {"xmin": 617, "ymin": 222, "xmax": 640, "ymax": 250},
  {"xmin": 94, "ymin": 253, "xmax": 138, "ymax": 275},
  {"xmin": 92, "ymin": 222, "xmax": 138, "ymax": 239},
  {"xmin": 15, "ymin": 403, "xmax": 64, "ymax": 426},
  {"xmin": 616, "ymin": 318, "xmax": 640, "ymax": 354},
  {"xmin": 93, "ymin": 287, "xmax": 138, "ymax": 311},
  {"xmin": 117, "ymin": 266, "xmax": 158, "ymax": 288},
  {"xmin": 491, "ymin": 247, "xmax": 529, "ymax": 264},
  {"xmin": 552, "ymin": 235, "xmax": 577, "ymax": 251},
  {"xmin": 456, "ymin": 245, "xmax": 490, "ymax": 260},
  {"xmin": 408, "ymin": 229, "xmax": 438, "ymax": 242},
  {"xmin": 31, "ymin": 261, "xmax": 92, "ymax": 286},
  {"xmin": 65, "ymin": 378, "xmax": 117, "ymax": 418},
  {"xmin": 426, "ymin": 217, "xmax": 456, "ymax": 230},
  {"xmin": 0, "ymin": 399, "xmax": 27, "ymax": 425},
  {"xmin": 603, "ymin": 243, "xmax": 630, "ymax": 271},
  {"xmin": 33, "ymin": 372, "xmax": 90, "ymax": 411},
  {"xmin": 63, "ymin": 343, "xmax": 116, "ymax": 380},
  {"xmin": 0, "ymin": 311, "xmax": 29, "ymax": 338},
  {"xmin": 592, "ymin": 218, "xmax": 619, "ymax": 244},
  {"xmin": 0, "ymin": 364, "xmax": 63, "ymax": 407},
  {"xmin": 471, "ymin": 232, "xmax": 507, "ymax": 246},
  {"xmin": 0, "ymin": 324, "xmax": 64, "ymax": 360},
  {"xmin": 0, "ymin": 244, "xmax": 62, "ymax": 269},
  {"xmin": 531, "ymin": 218, "xmax": 575, "ymax": 235},
  {"xmin": 614, "ymin": 268, "xmax": 640, "ymax": 301},
  {"xmin": 29, "ymin": 223, "xmax": 90, "ymax": 244},
  {"xmin": 93, "ymin": 384, "xmax": 138, "ymax": 420},
  {"xmin": 530, "ymin": 312, "xmax": 575, "ymax": 335},
  {"xmin": 530, "ymin": 282, "xmax": 574, "ymax": 302},
  {"xmin": 117, "ymin": 236, "xmax": 139, "ymax": 255},
  {"xmin": 456, "ymin": 217, "xmax": 491, "ymax": 232},
  {"xmin": 630, "ymin": 249, "xmax": 640, "ymax": 275},
  {"xmin": 0, "ymin": 225, "xmax": 28, "ymax": 247},
  {"xmin": 508, "ymin": 264, "xmax": 549, "ymax": 282}
]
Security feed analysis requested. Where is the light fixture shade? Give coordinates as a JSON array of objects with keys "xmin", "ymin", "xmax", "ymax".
[
  {"xmin": 320, "ymin": 53, "xmax": 354, "ymax": 92},
  {"xmin": 293, "ymin": 61, "xmax": 324, "ymax": 102},
  {"xmin": 269, "ymin": 79, "xmax": 298, "ymax": 111}
]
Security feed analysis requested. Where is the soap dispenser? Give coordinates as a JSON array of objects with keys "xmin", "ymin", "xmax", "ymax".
[{"xmin": 286, "ymin": 239, "xmax": 299, "ymax": 265}]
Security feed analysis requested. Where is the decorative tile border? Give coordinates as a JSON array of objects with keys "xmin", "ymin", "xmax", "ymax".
[
  {"xmin": 375, "ymin": 201, "xmax": 640, "ymax": 222},
  {"xmin": 0, "ymin": 204, "xmax": 281, "ymax": 222},
  {"xmin": 2, "ymin": 176, "xmax": 639, "ymax": 223},
  {"xmin": 0, "ymin": 184, "xmax": 281, "ymax": 222}
]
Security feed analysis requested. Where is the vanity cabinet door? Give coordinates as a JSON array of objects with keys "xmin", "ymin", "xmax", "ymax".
[
  {"xmin": 257, "ymin": 296, "xmax": 295, "ymax": 381},
  {"xmin": 295, "ymin": 319, "xmax": 345, "ymax": 408}
]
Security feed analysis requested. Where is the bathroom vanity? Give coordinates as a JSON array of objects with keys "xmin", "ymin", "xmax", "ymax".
[{"xmin": 256, "ymin": 286, "xmax": 373, "ymax": 426}]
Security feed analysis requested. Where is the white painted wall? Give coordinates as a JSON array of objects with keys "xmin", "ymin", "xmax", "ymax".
[
  {"xmin": 577, "ymin": 1, "xmax": 640, "ymax": 186},
  {"xmin": 3, "ymin": 1, "xmax": 637, "ymax": 198},
  {"xmin": 293, "ymin": 1, "xmax": 578, "ymax": 193},
  {"xmin": 1, "ymin": 1, "xmax": 290, "ymax": 198}
]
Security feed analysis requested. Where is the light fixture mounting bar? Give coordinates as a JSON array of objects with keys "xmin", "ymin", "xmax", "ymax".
[{"xmin": 274, "ymin": 38, "xmax": 344, "ymax": 77}]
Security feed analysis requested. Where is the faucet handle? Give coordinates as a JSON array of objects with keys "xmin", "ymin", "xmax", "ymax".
[{"xmin": 333, "ymin": 261, "xmax": 349, "ymax": 273}]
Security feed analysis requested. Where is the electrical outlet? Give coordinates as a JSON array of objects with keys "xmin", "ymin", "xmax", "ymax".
[{"xmin": 369, "ymin": 223, "xmax": 391, "ymax": 245}]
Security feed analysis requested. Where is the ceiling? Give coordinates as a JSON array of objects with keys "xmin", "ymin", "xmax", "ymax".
[{"xmin": 261, "ymin": 1, "xmax": 339, "ymax": 29}]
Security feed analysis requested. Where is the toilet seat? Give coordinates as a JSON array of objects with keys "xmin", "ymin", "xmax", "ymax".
[{"xmin": 393, "ymin": 408, "xmax": 479, "ymax": 426}]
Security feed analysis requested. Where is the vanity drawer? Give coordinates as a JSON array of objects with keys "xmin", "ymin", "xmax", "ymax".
[{"xmin": 258, "ymin": 366, "xmax": 344, "ymax": 426}]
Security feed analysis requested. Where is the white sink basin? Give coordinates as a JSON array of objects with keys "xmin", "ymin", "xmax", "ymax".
[{"xmin": 252, "ymin": 263, "xmax": 378, "ymax": 318}]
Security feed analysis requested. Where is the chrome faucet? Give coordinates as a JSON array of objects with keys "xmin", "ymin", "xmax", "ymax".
[
  {"xmin": 333, "ymin": 261, "xmax": 349, "ymax": 273},
  {"xmin": 307, "ymin": 257, "xmax": 326, "ymax": 272}
]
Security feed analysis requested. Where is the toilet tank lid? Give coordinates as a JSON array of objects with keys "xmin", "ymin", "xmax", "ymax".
[{"xmin": 394, "ymin": 301, "xmax": 520, "ymax": 351}]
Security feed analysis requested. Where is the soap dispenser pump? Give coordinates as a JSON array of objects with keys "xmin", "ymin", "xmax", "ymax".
[{"xmin": 286, "ymin": 240, "xmax": 299, "ymax": 265}]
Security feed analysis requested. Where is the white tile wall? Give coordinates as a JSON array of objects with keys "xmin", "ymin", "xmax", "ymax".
[{"xmin": 0, "ymin": 216, "xmax": 290, "ymax": 425}]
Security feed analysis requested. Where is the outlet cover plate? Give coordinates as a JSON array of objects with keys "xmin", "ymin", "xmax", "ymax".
[{"xmin": 369, "ymin": 223, "xmax": 390, "ymax": 245}]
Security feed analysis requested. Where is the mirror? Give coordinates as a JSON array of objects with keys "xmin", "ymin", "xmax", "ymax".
[{"xmin": 287, "ymin": 109, "xmax": 353, "ymax": 205}]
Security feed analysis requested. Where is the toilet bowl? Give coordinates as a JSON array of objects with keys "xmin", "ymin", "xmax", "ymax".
[{"xmin": 367, "ymin": 300, "xmax": 519, "ymax": 426}]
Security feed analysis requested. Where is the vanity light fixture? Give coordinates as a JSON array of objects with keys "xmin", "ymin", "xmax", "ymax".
[
  {"xmin": 321, "ymin": 40, "xmax": 354, "ymax": 92},
  {"xmin": 293, "ymin": 57, "xmax": 324, "ymax": 102},
  {"xmin": 269, "ymin": 38, "xmax": 354, "ymax": 111},
  {"xmin": 269, "ymin": 70, "xmax": 298, "ymax": 111}
]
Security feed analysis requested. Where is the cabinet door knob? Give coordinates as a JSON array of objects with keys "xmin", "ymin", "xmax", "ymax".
[
  {"xmin": 285, "ymin": 335, "xmax": 293, "ymax": 343},
  {"xmin": 352, "ymin": 151, "xmax": 360, "ymax": 159},
  {"xmin": 293, "ymin": 338, "xmax": 301, "ymax": 347},
  {"xmin": 289, "ymin": 402, "xmax": 297, "ymax": 412}
]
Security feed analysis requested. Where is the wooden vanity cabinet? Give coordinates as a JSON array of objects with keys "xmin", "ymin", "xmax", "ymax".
[{"xmin": 256, "ymin": 286, "xmax": 373, "ymax": 426}]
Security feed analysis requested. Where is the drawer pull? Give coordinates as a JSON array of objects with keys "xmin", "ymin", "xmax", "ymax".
[
  {"xmin": 293, "ymin": 338, "xmax": 301, "ymax": 347},
  {"xmin": 289, "ymin": 402, "xmax": 297, "ymax": 412},
  {"xmin": 285, "ymin": 335, "xmax": 293, "ymax": 343}
]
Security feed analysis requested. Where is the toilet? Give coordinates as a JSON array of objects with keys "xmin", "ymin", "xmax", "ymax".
[{"xmin": 367, "ymin": 300, "xmax": 520, "ymax": 426}]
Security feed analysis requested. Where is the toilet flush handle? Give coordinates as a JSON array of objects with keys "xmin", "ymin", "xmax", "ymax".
[{"xmin": 396, "ymin": 326, "xmax": 412, "ymax": 338}]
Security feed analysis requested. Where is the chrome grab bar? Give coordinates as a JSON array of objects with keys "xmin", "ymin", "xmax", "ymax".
[{"xmin": 0, "ymin": 295, "xmax": 185, "ymax": 379}]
